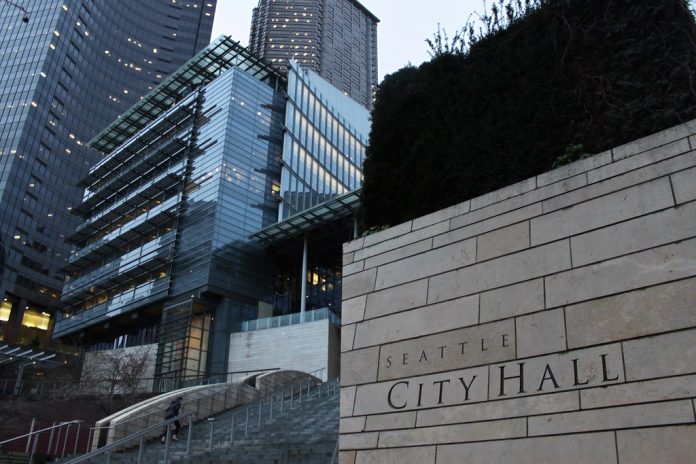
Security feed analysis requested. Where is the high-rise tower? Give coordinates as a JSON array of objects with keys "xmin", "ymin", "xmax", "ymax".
[
  {"xmin": 248, "ymin": 0, "xmax": 378, "ymax": 110},
  {"xmin": 0, "ymin": 0, "xmax": 216, "ymax": 347}
]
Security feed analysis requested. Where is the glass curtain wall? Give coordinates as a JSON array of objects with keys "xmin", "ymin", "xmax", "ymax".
[{"xmin": 278, "ymin": 61, "xmax": 369, "ymax": 219}]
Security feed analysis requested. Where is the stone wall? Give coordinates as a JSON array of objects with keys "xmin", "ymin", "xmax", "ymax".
[
  {"xmin": 339, "ymin": 120, "xmax": 696, "ymax": 463},
  {"xmin": 228, "ymin": 318, "xmax": 339, "ymax": 382}
]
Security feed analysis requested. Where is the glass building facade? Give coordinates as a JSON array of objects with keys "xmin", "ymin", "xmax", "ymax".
[
  {"xmin": 56, "ymin": 36, "xmax": 370, "ymax": 383},
  {"xmin": 248, "ymin": 0, "xmax": 378, "ymax": 110},
  {"xmin": 0, "ymin": 0, "xmax": 216, "ymax": 347},
  {"xmin": 56, "ymin": 37, "xmax": 286, "ymax": 380},
  {"xmin": 279, "ymin": 60, "xmax": 369, "ymax": 219}
]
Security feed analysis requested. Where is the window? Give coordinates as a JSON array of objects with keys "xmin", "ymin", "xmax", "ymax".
[
  {"xmin": 0, "ymin": 301, "xmax": 12, "ymax": 322},
  {"xmin": 21, "ymin": 309, "xmax": 50, "ymax": 330}
]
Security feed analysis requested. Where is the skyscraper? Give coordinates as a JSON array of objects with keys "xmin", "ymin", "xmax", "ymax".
[
  {"xmin": 0, "ymin": 0, "xmax": 216, "ymax": 347},
  {"xmin": 248, "ymin": 0, "xmax": 378, "ymax": 110}
]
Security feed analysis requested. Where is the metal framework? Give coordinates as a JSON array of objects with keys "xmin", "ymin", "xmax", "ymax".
[
  {"xmin": 89, "ymin": 35, "xmax": 285, "ymax": 154},
  {"xmin": 250, "ymin": 190, "xmax": 360, "ymax": 245}
]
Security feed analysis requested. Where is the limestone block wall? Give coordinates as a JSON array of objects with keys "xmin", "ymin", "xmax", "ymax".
[
  {"xmin": 339, "ymin": 119, "xmax": 696, "ymax": 463},
  {"xmin": 228, "ymin": 318, "xmax": 339, "ymax": 382}
]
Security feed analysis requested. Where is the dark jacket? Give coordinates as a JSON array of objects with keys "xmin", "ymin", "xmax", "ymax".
[{"xmin": 165, "ymin": 399, "xmax": 182, "ymax": 419}]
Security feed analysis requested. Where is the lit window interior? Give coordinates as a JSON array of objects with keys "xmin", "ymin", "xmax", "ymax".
[
  {"xmin": 0, "ymin": 301, "xmax": 11, "ymax": 322},
  {"xmin": 21, "ymin": 309, "xmax": 50, "ymax": 330}
]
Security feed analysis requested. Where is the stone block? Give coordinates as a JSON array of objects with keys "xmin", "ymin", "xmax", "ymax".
[
  {"xmin": 417, "ymin": 390, "xmax": 579, "ymax": 427},
  {"xmin": 340, "ymin": 417, "xmax": 366, "ymax": 434},
  {"xmin": 565, "ymin": 278, "xmax": 696, "ymax": 349},
  {"xmin": 341, "ymin": 324, "xmax": 356, "ymax": 352},
  {"xmin": 581, "ymin": 374, "xmax": 696, "ymax": 409},
  {"xmin": 531, "ymin": 178, "xmax": 674, "ymax": 246},
  {"xmin": 429, "ymin": 240, "xmax": 571, "ymax": 304},
  {"xmin": 363, "ymin": 222, "xmax": 412, "ymax": 248},
  {"xmin": 355, "ymin": 447, "xmax": 437, "ymax": 464},
  {"xmin": 488, "ymin": 343, "xmax": 624, "ymax": 400},
  {"xmin": 545, "ymin": 238, "xmax": 696, "ymax": 308},
  {"xmin": 341, "ymin": 347, "xmax": 380, "ymax": 386},
  {"xmin": 353, "ymin": 366, "xmax": 488, "ymax": 415},
  {"xmin": 436, "ymin": 432, "xmax": 617, "ymax": 464},
  {"xmin": 339, "ymin": 450, "xmax": 356, "ymax": 464},
  {"xmin": 528, "ymin": 400, "xmax": 693, "ymax": 436},
  {"xmin": 412, "ymin": 200, "xmax": 469, "ymax": 231},
  {"xmin": 344, "ymin": 237, "xmax": 364, "ymax": 254},
  {"xmin": 545, "ymin": 151, "xmax": 696, "ymax": 213},
  {"xmin": 571, "ymin": 201, "xmax": 696, "ymax": 267},
  {"xmin": 339, "ymin": 432, "xmax": 379, "ymax": 450},
  {"xmin": 516, "ymin": 308, "xmax": 567, "ymax": 358},
  {"xmin": 672, "ymin": 165, "xmax": 696, "ymax": 204},
  {"xmin": 623, "ymin": 328, "xmax": 696, "ymax": 381},
  {"xmin": 443, "ymin": 204, "xmax": 541, "ymax": 247},
  {"xmin": 536, "ymin": 150, "xmax": 612, "ymax": 187},
  {"xmin": 375, "ymin": 238, "xmax": 476, "ymax": 290},
  {"xmin": 612, "ymin": 120, "xmax": 695, "ymax": 160},
  {"xmin": 364, "ymin": 411, "xmax": 416, "ymax": 431},
  {"xmin": 343, "ymin": 252, "xmax": 354, "ymax": 266},
  {"xmin": 363, "ymin": 239, "xmax": 432, "ymax": 270},
  {"xmin": 470, "ymin": 177, "xmax": 537, "ymax": 210},
  {"xmin": 480, "ymin": 279, "xmax": 545, "ymax": 323},
  {"xmin": 341, "ymin": 386, "xmax": 356, "ymax": 417},
  {"xmin": 378, "ymin": 418, "xmax": 525, "ymax": 448},
  {"xmin": 356, "ymin": 222, "xmax": 447, "ymax": 262},
  {"xmin": 617, "ymin": 425, "xmax": 696, "ymax": 464},
  {"xmin": 343, "ymin": 268, "xmax": 377, "ymax": 300},
  {"xmin": 343, "ymin": 260, "xmax": 365, "ymax": 276},
  {"xmin": 593, "ymin": 138, "xmax": 691, "ymax": 183},
  {"xmin": 364, "ymin": 279, "xmax": 428, "ymax": 320},
  {"xmin": 378, "ymin": 319, "xmax": 515, "ymax": 381},
  {"xmin": 342, "ymin": 295, "xmax": 367, "ymax": 325},
  {"xmin": 356, "ymin": 294, "xmax": 478, "ymax": 349},
  {"xmin": 477, "ymin": 221, "xmax": 530, "ymax": 262}
]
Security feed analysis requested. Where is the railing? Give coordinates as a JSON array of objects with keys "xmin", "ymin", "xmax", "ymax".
[
  {"xmin": 53, "ymin": 277, "xmax": 170, "ymax": 336},
  {"xmin": 0, "ymin": 368, "xmax": 278, "ymax": 400},
  {"xmin": 89, "ymin": 381, "xmax": 258, "ymax": 449},
  {"xmin": 65, "ymin": 371, "xmax": 335, "ymax": 463},
  {"xmin": 74, "ymin": 378, "xmax": 340, "ymax": 464},
  {"xmin": 223, "ymin": 376, "xmax": 339, "ymax": 445},
  {"xmin": 234, "ymin": 307, "xmax": 340, "ymax": 333},
  {"xmin": 62, "ymin": 231, "xmax": 176, "ymax": 298},
  {"xmin": 65, "ymin": 412, "xmax": 196, "ymax": 464},
  {"xmin": 0, "ymin": 420, "xmax": 85, "ymax": 462}
]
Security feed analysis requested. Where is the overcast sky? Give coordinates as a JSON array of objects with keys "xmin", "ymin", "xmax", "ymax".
[{"xmin": 211, "ymin": 0, "xmax": 484, "ymax": 82}]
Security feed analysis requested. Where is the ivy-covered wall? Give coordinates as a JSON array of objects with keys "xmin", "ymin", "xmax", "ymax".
[{"xmin": 360, "ymin": 0, "xmax": 696, "ymax": 228}]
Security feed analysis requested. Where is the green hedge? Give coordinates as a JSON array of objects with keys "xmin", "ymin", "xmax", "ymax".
[{"xmin": 360, "ymin": 0, "xmax": 696, "ymax": 229}]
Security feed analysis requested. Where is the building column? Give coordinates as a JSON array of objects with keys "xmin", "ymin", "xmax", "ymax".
[{"xmin": 300, "ymin": 234, "xmax": 308, "ymax": 323}]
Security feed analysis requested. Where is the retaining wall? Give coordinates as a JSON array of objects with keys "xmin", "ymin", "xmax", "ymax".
[{"xmin": 339, "ymin": 119, "xmax": 696, "ymax": 463}]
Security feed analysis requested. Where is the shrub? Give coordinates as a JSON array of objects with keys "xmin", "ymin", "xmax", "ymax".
[{"xmin": 360, "ymin": 0, "xmax": 696, "ymax": 228}]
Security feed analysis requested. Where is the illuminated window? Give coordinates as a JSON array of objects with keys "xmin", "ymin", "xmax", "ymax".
[
  {"xmin": 21, "ymin": 309, "xmax": 50, "ymax": 331},
  {"xmin": 0, "ymin": 301, "xmax": 11, "ymax": 322}
]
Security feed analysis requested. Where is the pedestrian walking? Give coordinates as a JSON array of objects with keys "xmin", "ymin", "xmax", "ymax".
[{"xmin": 161, "ymin": 396, "xmax": 183, "ymax": 443}]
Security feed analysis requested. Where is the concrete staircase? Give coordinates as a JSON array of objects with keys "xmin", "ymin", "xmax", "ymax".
[{"xmin": 77, "ymin": 380, "xmax": 339, "ymax": 463}]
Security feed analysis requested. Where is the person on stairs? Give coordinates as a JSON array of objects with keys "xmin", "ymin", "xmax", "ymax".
[{"xmin": 161, "ymin": 396, "xmax": 183, "ymax": 443}]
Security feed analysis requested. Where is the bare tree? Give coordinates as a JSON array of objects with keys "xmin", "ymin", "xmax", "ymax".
[{"xmin": 80, "ymin": 346, "xmax": 153, "ymax": 414}]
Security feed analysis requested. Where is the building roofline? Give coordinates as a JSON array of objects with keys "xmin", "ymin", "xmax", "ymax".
[
  {"xmin": 89, "ymin": 35, "xmax": 284, "ymax": 154},
  {"xmin": 348, "ymin": 0, "xmax": 380, "ymax": 23}
]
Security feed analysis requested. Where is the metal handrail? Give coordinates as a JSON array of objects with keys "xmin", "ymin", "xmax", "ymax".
[
  {"xmin": 70, "ymin": 375, "xmax": 339, "ymax": 463},
  {"xmin": 0, "ymin": 367, "xmax": 279, "ymax": 398},
  {"xmin": 86, "ymin": 380, "xmax": 258, "ymax": 449},
  {"xmin": 0, "ymin": 420, "xmax": 83, "ymax": 463},
  {"xmin": 0, "ymin": 420, "xmax": 81, "ymax": 448},
  {"xmin": 64, "ymin": 412, "xmax": 195, "ymax": 464}
]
